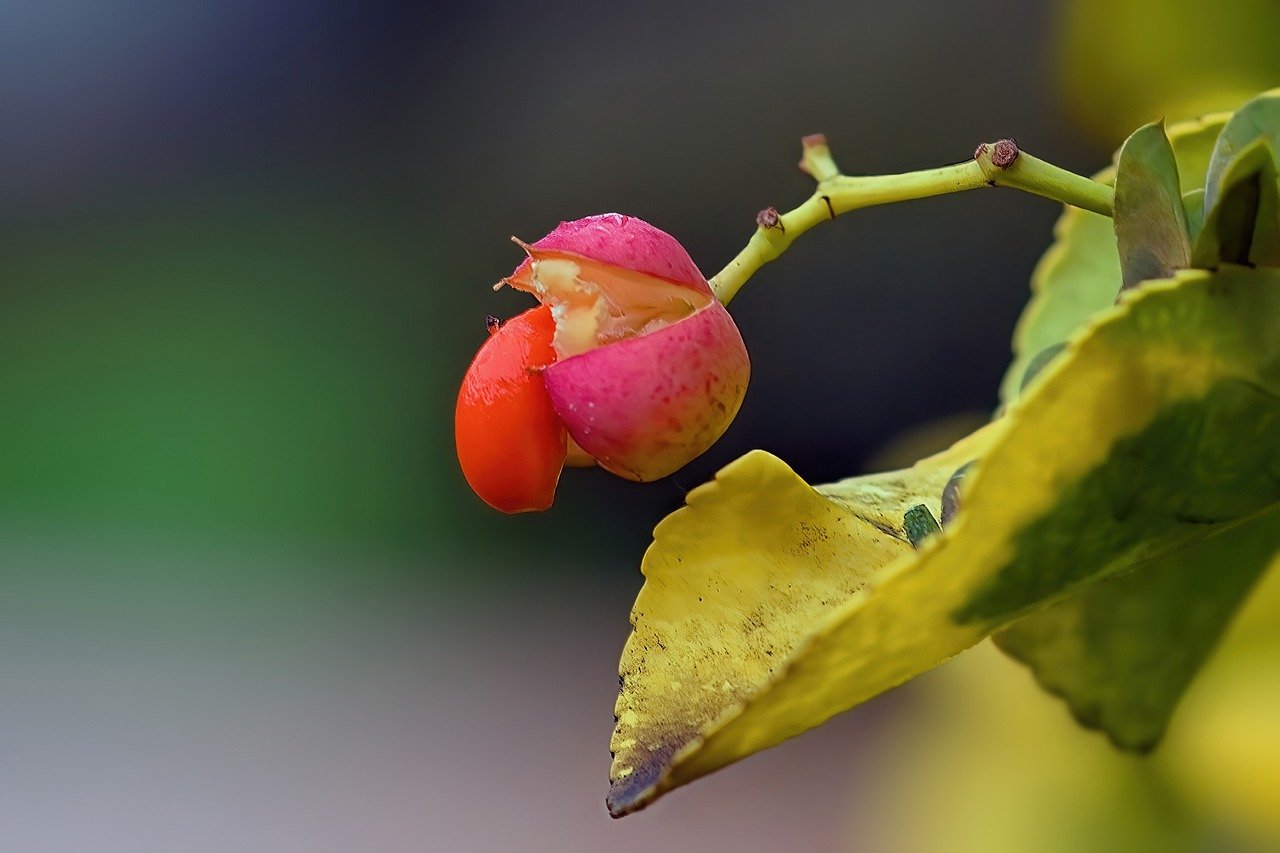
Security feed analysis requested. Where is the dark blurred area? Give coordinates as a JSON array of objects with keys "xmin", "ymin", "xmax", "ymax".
[
  {"xmin": 1, "ymin": 0, "xmax": 1101, "ymax": 559},
  {"xmin": 2, "ymin": 1, "xmax": 1275, "ymax": 850}
]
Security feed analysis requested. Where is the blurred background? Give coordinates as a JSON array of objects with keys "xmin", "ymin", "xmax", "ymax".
[{"xmin": 2, "ymin": 0, "xmax": 1278, "ymax": 850}]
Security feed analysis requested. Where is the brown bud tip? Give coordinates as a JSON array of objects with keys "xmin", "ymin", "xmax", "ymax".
[
  {"xmin": 485, "ymin": 315, "xmax": 501, "ymax": 336},
  {"xmin": 801, "ymin": 133, "xmax": 828, "ymax": 149},
  {"xmin": 991, "ymin": 138, "xmax": 1019, "ymax": 169},
  {"xmin": 755, "ymin": 206, "xmax": 783, "ymax": 231},
  {"xmin": 973, "ymin": 142, "xmax": 990, "ymax": 161}
]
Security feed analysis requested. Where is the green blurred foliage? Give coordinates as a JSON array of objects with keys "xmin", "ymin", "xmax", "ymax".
[{"xmin": 0, "ymin": 180, "xmax": 451, "ymax": 551}]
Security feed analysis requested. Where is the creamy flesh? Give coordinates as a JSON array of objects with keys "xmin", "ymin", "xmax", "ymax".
[{"xmin": 523, "ymin": 256, "xmax": 709, "ymax": 359}]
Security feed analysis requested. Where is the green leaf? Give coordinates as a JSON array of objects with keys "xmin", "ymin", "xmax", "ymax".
[
  {"xmin": 1203, "ymin": 88, "xmax": 1280, "ymax": 212},
  {"xmin": 1182, "ymin": 188, "xmax": 1205, "ymax": 242},
  {"xmin": 994, "ymin": 507, "xmax": 1280, "ymax": 752},
  {"xmin": 1192, "ymin": 138, "xmax": 1280, "ymax": 268},
  {"xmin": 999, "ymin": 114, "xmax": 1225, "ymax": 404},
  {"xmin": 903, "ymin": 503, "xmax": 942, "ymax": 547},
  {"xmin": 1113, "ymin": 122, "xmax": 1190, "ymax": 292},
  {"xmin": 609, "ymin": 267, "xmax": 1280, "ymax": 815},
  {"xmin": 1018, "ymin": 342, "xmax": 1067, "ymax": 393},
  {"xmin": 996, "ymin": 193, "xmax": 1117, "ymax": 406}
]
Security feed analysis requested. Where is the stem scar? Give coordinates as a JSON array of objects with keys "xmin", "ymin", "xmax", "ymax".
[
  {"xmin": 991, "ymin": 138, "xmax": 1020, "ymax": 169},
  {"xmin": 756, "ymin": 207, "xmax": 784, "ymax": 233}
]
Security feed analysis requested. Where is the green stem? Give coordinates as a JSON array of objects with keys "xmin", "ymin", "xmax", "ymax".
[
  {"xmin": 710, "ymin": 136, "xmax": 1114, "ymax": 304},
  {"xmin": 994, "ymin": 149, "xmax": 1115, "ymax": 217}
]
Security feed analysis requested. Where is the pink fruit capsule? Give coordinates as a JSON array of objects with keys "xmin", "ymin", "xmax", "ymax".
[{"xmin": 456, "ymin": 213, "xmax": 751, "ymax": 510}]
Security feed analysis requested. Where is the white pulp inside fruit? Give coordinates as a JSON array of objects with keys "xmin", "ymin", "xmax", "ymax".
[{"xmin": 524, "ymin": 256, "xmax": 709, "ymax": 359}]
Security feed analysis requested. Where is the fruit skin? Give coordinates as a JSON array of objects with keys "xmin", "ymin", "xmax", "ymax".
[
  {"xmin": 507, "ymin": 213, "xmax": 750, "ymax": 483},
  {"xmin": 458, "ymin": 212, "xmax": 751, "ymax": 508},
  {"xmin": 510, "ymin": 213, "xmax": 712, "ymax": 297},
  {"xmin": 543, "ymin": 297, "xmax": 749, "ymax": 481},
  {"xmin": 455, "ymin": 306, "xmax": 567, "ymax": 513}
]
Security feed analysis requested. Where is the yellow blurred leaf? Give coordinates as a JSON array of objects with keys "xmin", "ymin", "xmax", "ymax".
[{"xmin": 1056, "ymin": 0, "xmax": 1280, "ymax": 144}]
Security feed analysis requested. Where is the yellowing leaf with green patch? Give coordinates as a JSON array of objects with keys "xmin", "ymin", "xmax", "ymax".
[
  {"xmin": 999, "ymin": 114, "xmax": 1224, "ymax": 404},
  {"xmin": 609, "ymin": 267, "xmax": 1280, "ymax": 815},
  {"xmin": 993, "ymin": 506, "xmax": 1280, "ymax": 753}
]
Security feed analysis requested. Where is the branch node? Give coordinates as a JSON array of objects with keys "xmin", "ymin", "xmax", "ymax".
[
  {"xmin": 755, "ymin": 206, "xmax": 784, "ymax": 233},
  {"xmin": 799, "ymin": 133, "xmax": 839, "ymax": 181},
  {"xmin": 990, "ymin": 138, "xmax": 1019, "ymax": 169}
]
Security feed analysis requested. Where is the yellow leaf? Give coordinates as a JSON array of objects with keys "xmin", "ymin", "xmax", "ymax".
[
  {"xmin": 607, "ymin": 424, "xmax": 999, "ymax": 816},
  {"xmin": 609, "ymin": 267, "xmax": 1280, "ymax": 815}
]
